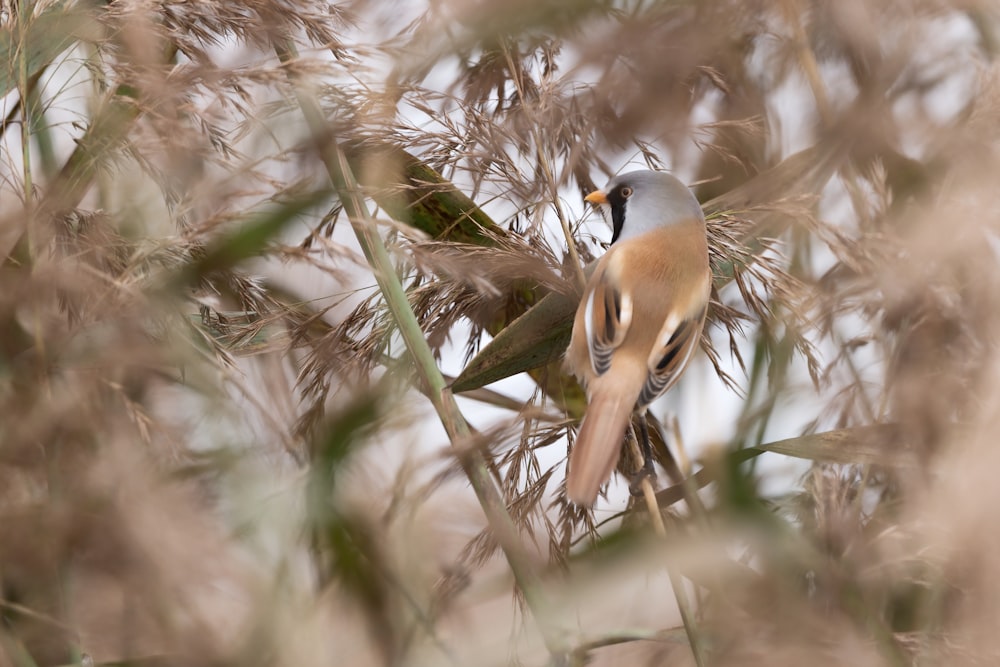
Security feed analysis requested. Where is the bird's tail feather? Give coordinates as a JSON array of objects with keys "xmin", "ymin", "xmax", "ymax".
[{"xmin": 566, "ymin": 383, "xmax": 642, "ymax": 506}]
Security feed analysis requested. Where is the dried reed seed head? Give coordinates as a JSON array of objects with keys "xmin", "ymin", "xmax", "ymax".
[{"xmin": 4, "ymin": 0, "xmax": 1000, "ymax": 665}]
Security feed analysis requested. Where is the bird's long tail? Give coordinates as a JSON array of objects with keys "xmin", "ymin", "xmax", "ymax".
[{"xmin": 566, "ymin": 366, "xmax": 644, "ymax": 506}]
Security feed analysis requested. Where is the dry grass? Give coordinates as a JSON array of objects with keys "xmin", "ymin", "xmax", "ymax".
[{"xmin": 2, "ymin": 0, "xmax": 1000, "ymax": 665}]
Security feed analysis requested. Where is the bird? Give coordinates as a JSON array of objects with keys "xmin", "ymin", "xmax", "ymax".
[{"xmin": 564, "ymin": 170, "xmax": 711, "ymax": 507}]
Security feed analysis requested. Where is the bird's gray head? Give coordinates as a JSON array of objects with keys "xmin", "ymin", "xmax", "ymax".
[{"xmin": 586, "ymin": 170, "xmax": 705, "ymax": 244}]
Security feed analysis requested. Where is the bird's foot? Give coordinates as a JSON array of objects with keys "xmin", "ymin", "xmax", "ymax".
[{"xmin": 628, "ymin": 459, "xmax": 657, "ymax": 497}]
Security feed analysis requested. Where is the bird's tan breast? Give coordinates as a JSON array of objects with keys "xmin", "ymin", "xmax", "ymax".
[
  {"xmin": 565, "ymin": 220, "xmax": 710, "ymax": 385},
  {"xmin": 609, "ymin": 222, "xmax": 710, "ymax": 318}
]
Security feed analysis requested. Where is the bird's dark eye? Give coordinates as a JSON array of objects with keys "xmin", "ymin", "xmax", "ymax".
[{"xmin": 620, "ymin": 186, "xmax": 633, "ymax": 198}]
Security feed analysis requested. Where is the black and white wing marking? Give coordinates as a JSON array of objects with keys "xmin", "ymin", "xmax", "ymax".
[
  {"xmin": 583, "ymin": 265, "xmax": 632, "ymax": 377},
  {"xmin": 637, "ymin": 304, "xmax": 707, "ymax": 408}
]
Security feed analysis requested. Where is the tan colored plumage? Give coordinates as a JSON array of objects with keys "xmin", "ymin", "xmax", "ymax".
[{"xmin": 565, "ymin": 171, "xmax": 710, "ymax": 506}]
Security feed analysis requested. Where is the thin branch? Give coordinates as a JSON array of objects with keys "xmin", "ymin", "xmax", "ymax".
[
  {"xmin": 627, "ymin": 427, "xmax": 708, "ymax": 667},
  {"xmin": 276, "ymin": 39, "xmax": 568, "ymax": 659}
]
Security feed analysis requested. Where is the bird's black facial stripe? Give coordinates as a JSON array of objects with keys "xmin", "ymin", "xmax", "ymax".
[
  {"xmin": 610, "ymin": 202, "xmax": 625, "ymax": 244},
  {"xmin": 608, "ymin": 183, "xmax": 630, "ymax": 244}
]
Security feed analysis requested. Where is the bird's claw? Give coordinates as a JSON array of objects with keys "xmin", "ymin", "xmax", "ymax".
[{"xmin": 628, "ymin": 459, "xmax": 657, "ymax": 497}]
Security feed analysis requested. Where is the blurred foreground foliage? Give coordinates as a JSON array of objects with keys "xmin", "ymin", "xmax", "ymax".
[{"xmin": 2, "ymin": 1, "xmax": 1000, "ymax": 666}]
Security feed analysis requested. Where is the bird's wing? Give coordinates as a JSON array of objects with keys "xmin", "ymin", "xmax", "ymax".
[
  {"xmin": 637, "ymin": 302, "xmax": 707, "ymax": 407},
  {"xmin": 582, "ymin": 261, "xmax": 632, "ymax": 377}
]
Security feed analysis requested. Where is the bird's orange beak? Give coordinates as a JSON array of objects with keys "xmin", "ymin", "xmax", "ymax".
[{"xmin": 584, "ymin": 189, "xmax": 608, "ymax": 205}]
